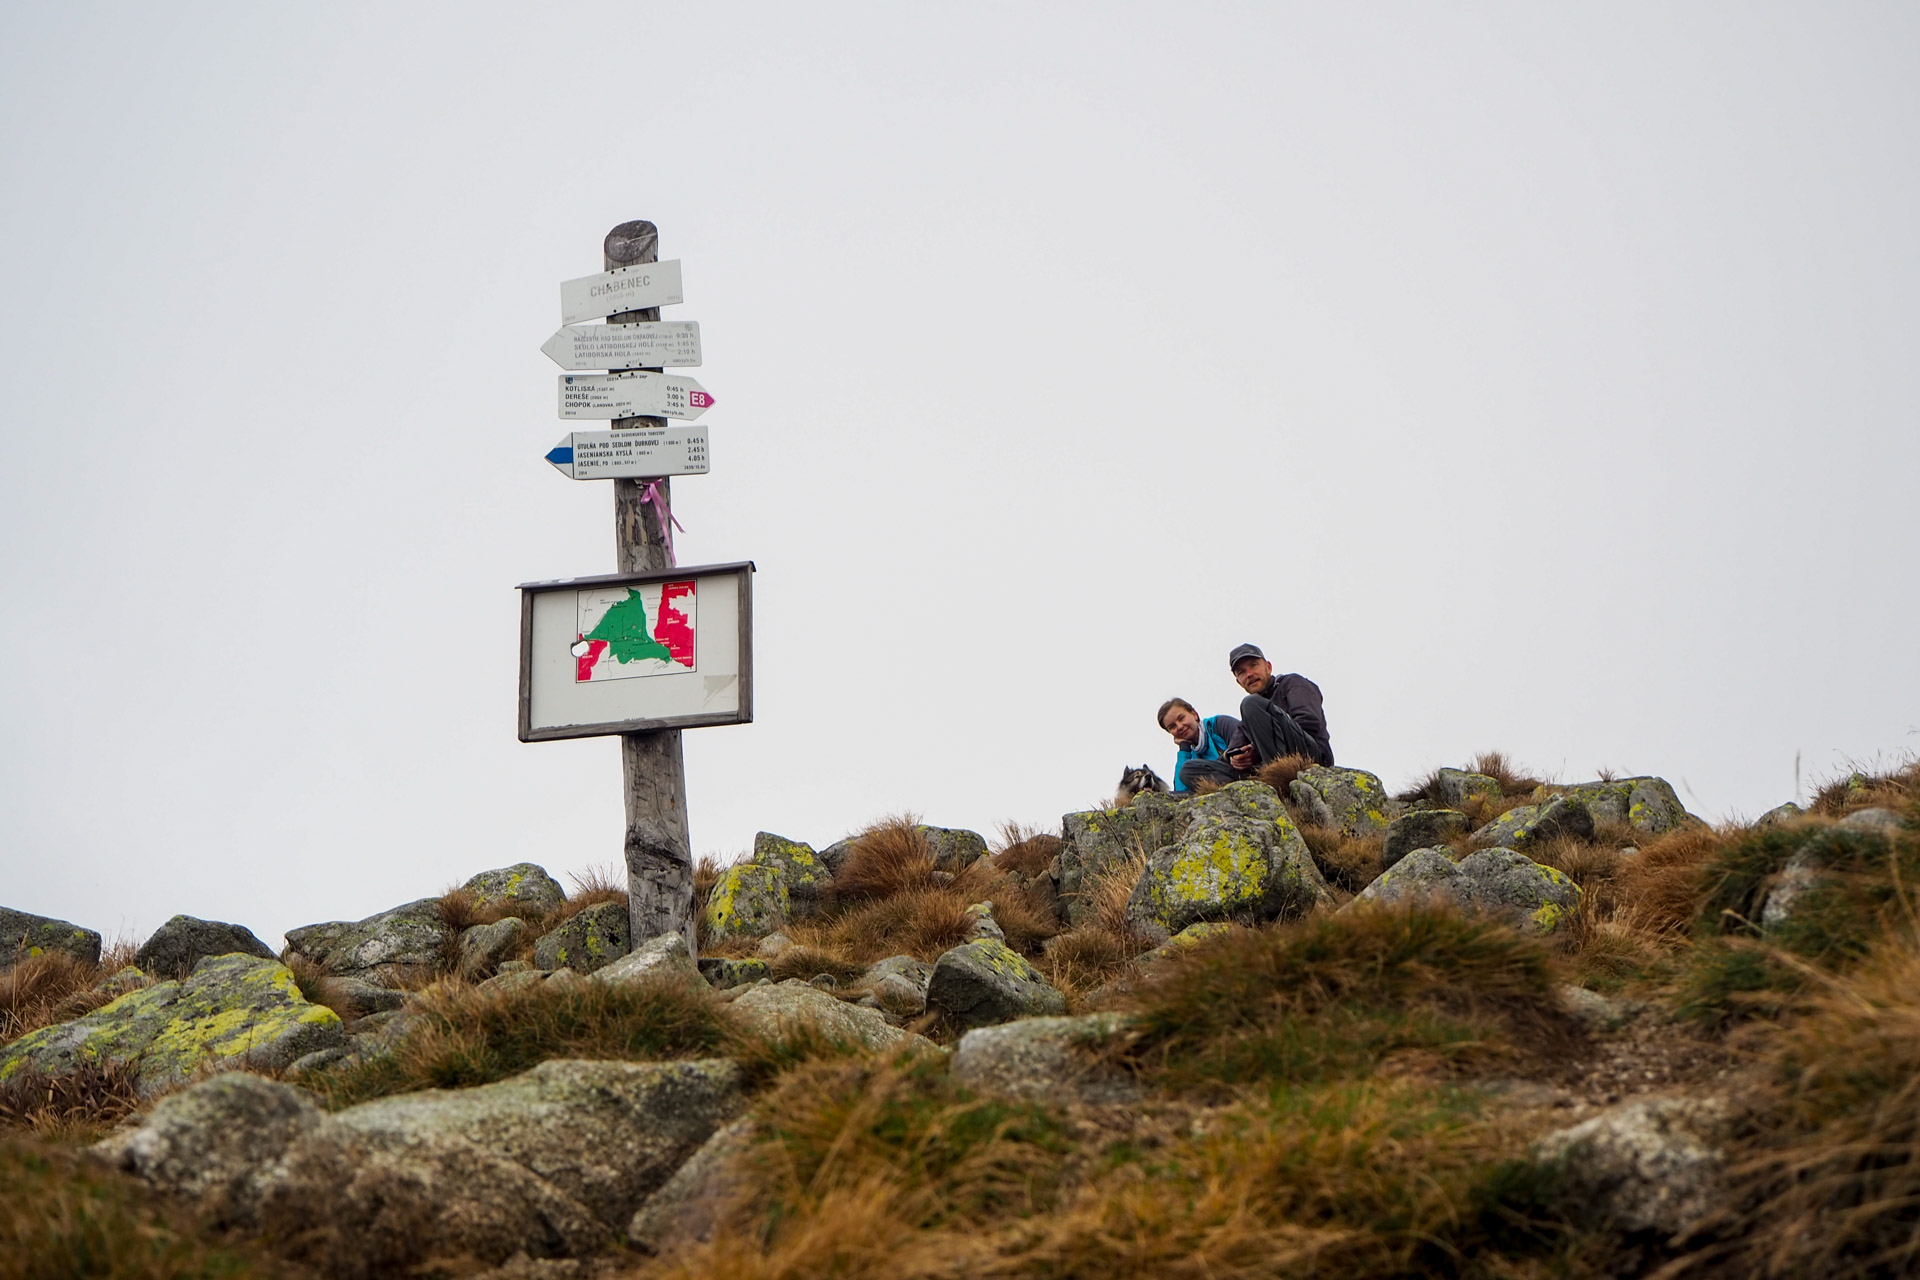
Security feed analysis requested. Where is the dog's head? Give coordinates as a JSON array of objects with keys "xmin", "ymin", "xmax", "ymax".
[{"xmin": 1114, "ymin": 764, "xmax": 1170, "ymax": 806}]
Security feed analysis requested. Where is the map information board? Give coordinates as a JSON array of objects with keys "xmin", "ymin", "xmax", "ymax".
[
  {"xmin": 519, "ymin": 562, "xmax": 753, "ymax": 741},
  {"xmin": 571, "ymin": 580, "xmax": 697, "ymax": 682}
]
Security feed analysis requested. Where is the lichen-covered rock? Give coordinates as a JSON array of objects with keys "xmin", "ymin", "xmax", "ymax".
[
  {"xmin": 328, "ymin": 975, "xmax": 409, "ymax": 1015},
  {"xmin": 590, "ymin": 931, "xmax": 703, "ymax": 991},
  {"xmin": 1533, "ymin": 1096, "xmax": 1730, "ymax": 1238},
  {"xmin": 93, "ymin": 1072, "xmax": 323, "ymax": 1223},
  {"xmin": 951, "ymin": 1013, "xmax": 1142, "ymax": 1107},
  {"xmin": 1436, "ymin": 767, "xmax": 1502, "ymax": 811},
  {"xmin": 817, "ymin": 837, "xmax": 857, "ymax": 876},
  {"xmin": 1124, "ymin": 782, "xmax": 1332, "ymax": 940},
  {"xmin": 1135, "ymin": 920, "xmax": 1235, "ymax": 965},
  {"xmin": 1350, "ymin": 847, "xmax": 1468, "ymax": 910},
  {"xmin": 132, "ymin": 915, "xmax": 275, "ymax": 979},
  {"xmin": 1057, "ymin": 792, "xmax": 1189, "ymax": 925},
  {"xmin": 285, "ymin": 897, "xmax": 454, "ymax": 975},
  {"xmin": 1349, "ymin": 846, "xmax": 1580, "ymax": 935},
  {"xmin": 627, "ymin": 1118, "xmax": 757, "ymax": 1256},
  {"xmin": 0, "ymin": 953, "xmax": 344, "ymax": 1095},
  {"xmin": 459, "ymin": 917, "xmax": 529, "ymax": 978},
  {"xmin": 963, "ymin": 901, "xmax": 1004, "ymax": 941},
  {"xmin": 861, "ymin": 955, "xmax": 933, "ymax": 1015},
  {"xmin": 696, "ymin": 956, "xmax": 768, "ymax": 989},
  {"xmin": 534, "ymin": 900, "xmax": 630, "ymax": 974},
  {"xmin": 1468, "ymin": 794, "xmax": 1594, "ymax": 850},
  {"xmin": 703, "ymin": 863, "xmax": 790, "ymax": 941},
  {"xmin": 0, "ymin": 906, "xmax": 101, "ymax": 968},
  {"xmin": 727, "ymin": 979, "xmax": 935, "ymax": 1053},
  {"xmin": 1562, "ymin": 778, "xmax": 1693, "ymax": 835},
  {"xmin": 1383, "ymin": 809, "xmax": 1469, "ymax": 868},
  {"xmin": 1756, "ymin": 802, "xmax": 1804, "ymax": 828},
  {"xmin": 927, "ymin": 938, "xmax": 1067, "ymax": 1029},
  {"xmin": 751, "ymin": 832, "xmax": 829, "ymax": 916},
  {"xmin": 918, "ymin": 826, "xmax": 990, "ymax": 874},
  {"xmin": 462, "ymin": 863, "xmax": 567, "ymax": 914},
  {"xmin": 254, "ymin": 1058, "xmax": 746, "ymax": 1269},
  {"xmin": 1457, "ymin": 849, "xmax": 1582, "ymax": 934},
  {"xmin": 1840, "ymin": 806, "xmax": 1903, "ymax": 834},
  {"xmin": 1287, "ymin": 765, "xmax": 1394, "ymax": 836}
]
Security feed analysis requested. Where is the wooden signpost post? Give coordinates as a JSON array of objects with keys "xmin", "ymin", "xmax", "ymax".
[{"xmin": 518, "ymin": 220, "xmax": 748, "ymax": 960}]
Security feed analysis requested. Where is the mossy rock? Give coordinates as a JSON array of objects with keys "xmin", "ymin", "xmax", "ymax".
[
  {"xmin": 1468, "ymin": 794, "xmax": 1594, "ymax": 851},
  {"xmin": 1436, "ymin": 768, "xmax": 1502, "ymax": 810},
  {"xmin": 1124, "ymin": 782, "xmax": 1332, "ymax": 939},
  {"xmin": 1057, "ymin": 791, "xmax": 1189, "ymax": 925},
  {"xmin": 0, "ymin": 906, "xmax": 102, "ymax": 969},
  {"xmin": 462, "ymin": 863, "xmax": 566, "ymax": 914},
  {"xmin": 1287, "ymin": 765, "xmax": 1395, "ymax": 837},
  {"xmin": 0, "ymin": 953, "xmax": 344, "ymax": 1095},
  {"xmin": 1349, "ymin": 846, "xmax": 1580, "ymax": 936},
  {"xmin": 284, "ymin": 898, "xmax": 455, "ymax": 975},
  {"xmin": 533, "ymin": 900, "xmax": 631, "ymax": 975},
  {"xmin": 1560, "ymin": 778, "xmax": 1693, "ymax": 835},
  {"xmin": 133, "ymin": 915, "xmax": 275, "ymax": 980},
  {"xmin": 916, "ymin": 826, "xmax": 990, "ymax": 874},
  {"xmin": 1383, "ymin": 810, "xmax": 1469, "ymax": 868},
  {"xmin": 926, "ymin": 938, "xmax": 1067, "ymax": 1029},
  {"xmin": 702, "ymin": 863, "xmax": 789, "ymax": 942},
  {"xmin": 751, "ymin": 833, "xmax": 828, "ymax": 915}
]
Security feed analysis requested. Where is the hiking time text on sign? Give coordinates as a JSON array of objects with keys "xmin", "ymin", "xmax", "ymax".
[
  {"xmin": 545, "ymin": 426, "xmax": 710, "ymax": 480},
  {"xmin": 557, "ymin": 371, "xmax": 715, "ymax": 420},
  {"xmin": 518, "ymin": 562, "xmax": 754, "ymax": 741},
  {"xmin": 542, "ymin": 321, "xmax": 703, "ymax": 370}
]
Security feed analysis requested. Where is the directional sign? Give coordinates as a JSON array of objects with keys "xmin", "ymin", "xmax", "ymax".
[
  {"xmin": 558, "ymin": 372, "xmax": 714, "ymax": 421},
  {"xmin": 545, "ymin": 425, "xmax": 710, "ymax": 480},
  {"xmin": 542, "ymin": 321, "xmax": 702, "ymax": 370},
  {"xmin": 559, "ymin": 261, "xmax": 684, "ymax": 326}
]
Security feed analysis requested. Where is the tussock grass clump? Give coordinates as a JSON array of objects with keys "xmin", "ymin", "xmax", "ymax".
[
  {"xmin": 1, "ymin": 953, "xmax": 120, "ymax": 1046},
  {"xmin": 1609, "ymin": 824, "xmax": 1727, "ymax": 938},
  {"xmin": 1807, "ymin": 758, "xmax": 1919, "ymax": 818},
  {"xmin": 302, "ymin": 972, "xmax": 730, "ymax": 1108},
  {"xmin": 0, "ymin": 1059, "xmax": 145, "ymax": 1141},
  {"xmin": 1041, "ymin": 852, "xmax": 1153, "ymax": 998},
  {"xmin": 1123, "ymin": 903, "xmax": 1570, "ymax": 1091},
  {"xmin": 1298, "ymin": 825, "xmax": 1384, "ymax": 895},
  {"xmin": 991, "ymin": 824, "xmax": 1064, "ymax": 878},
  {"xmin": 1254, "ymin": 753, "xmax": 1315, "ymax": 797},
  {"xmin": 1698, "ymin": 934, "xmax": 1920, "ymax": 1278},
  {"xmin": 657, "ymin": 1062, "xmax": 1582, "ymax": 1280},
  {"xmin": 0, "ymin": 1132, "xmax": 279, "ymax": 1280},
  {"xmin": 832, "ymin": 819, "xmax": 938, "ymax": 903}
]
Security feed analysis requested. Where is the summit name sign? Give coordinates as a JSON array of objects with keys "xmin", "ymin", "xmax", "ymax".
[{"xmin": 559, "ymin": 260, "xmax": 685, "ymax": 326}]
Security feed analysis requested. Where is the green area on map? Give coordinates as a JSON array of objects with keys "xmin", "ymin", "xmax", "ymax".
[{"xmin": 584, "ymin": 589, "xmax": 672, "ymax": 665}]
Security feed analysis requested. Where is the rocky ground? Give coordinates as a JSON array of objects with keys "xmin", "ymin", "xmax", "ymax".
[{"xmin": 3, "ymin": 755, "xmax": 1917, "ymax": 1279}]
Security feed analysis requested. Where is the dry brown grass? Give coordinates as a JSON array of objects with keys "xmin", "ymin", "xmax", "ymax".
[
  {"xmin": 1297, "ymin": 825, "xmax": 1383, "ymax": 895},
  {"xmin": 1471, "ymin": 751, "xmax": 1549, "ymax": 797},
  {"xmin": 1807, "ymin": 758, "xmax": 1920, "ymax": 818},
  {"xmin": 1690, "ymin": 931, "xmax": 1920, "ymax": 1277},
  {"xmin": 1609, "ymin": 824, "xmax": 1728, "ymax": 939},
  {"xmin": 991, "ymin": 823, "xmax": 1063, "ymax": 878},
  {"xmin": 639, "ymin": 1054, "xmax": 1585, "ymax": 1280},
  {"xmin": 1, "ymin": 1130, "xmax": 284, "ymax": 1280},
  {"xmin": 0, "ymin": 1058, "xmax": 145, "ymax": 1141},
  {"xmin": 1039, "ymin": 853, "xmax": 1155, "ymax": 999},
  {"xmin": 0, "ymin": 943, "xmax": 144, "ymax": 1047},
  {"xmin": 831, "ymin": 819, "xmax": 938, "ymax": 903},
  {"xmin": 1254, "ymin": 753, "xmax": 1315, "ymax": 796}
]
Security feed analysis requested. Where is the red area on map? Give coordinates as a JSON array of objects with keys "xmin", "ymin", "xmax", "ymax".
[
  {"xmin": 575, "ymin": 638, "xmax": 609, "ymax": 682},
  {"xmin": 653, "ymin": 581, "xmax": 696, "ymax": 666}
]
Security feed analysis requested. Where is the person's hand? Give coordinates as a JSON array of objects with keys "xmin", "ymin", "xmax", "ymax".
[{"xmin": 1228, "ymin": 747, "xmax": 1257, "ymax": 769}]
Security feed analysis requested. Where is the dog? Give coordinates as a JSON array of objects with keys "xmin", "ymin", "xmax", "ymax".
[{"xmin": 1114, "ymin": 764, "xmax": 1170, "ymax": 807}]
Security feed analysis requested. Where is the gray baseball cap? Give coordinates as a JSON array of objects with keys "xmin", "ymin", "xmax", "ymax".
[{"xmin": 1228, "ymin": 643, "xmax": 1265, "ymax": 670}]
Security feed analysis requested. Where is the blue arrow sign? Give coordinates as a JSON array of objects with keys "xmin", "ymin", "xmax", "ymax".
[{"xmin": 544, "ymin": 427, "xmax": 709, "ymax": 480}]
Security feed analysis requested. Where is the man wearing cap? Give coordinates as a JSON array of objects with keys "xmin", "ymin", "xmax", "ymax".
[{"xmin": 1220, "ymin": 643, "xmax": 1334, "ymax": 772}]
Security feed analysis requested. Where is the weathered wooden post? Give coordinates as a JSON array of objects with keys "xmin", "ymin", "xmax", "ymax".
[{"xmin": 602, "ymin": 219, "xmax": 696, "ymax": 957}]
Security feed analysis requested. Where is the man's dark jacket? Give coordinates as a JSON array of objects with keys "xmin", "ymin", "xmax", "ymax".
[{"xmin": 1227, "ymin": 673, "xmax": 1334, "ymax": 766}]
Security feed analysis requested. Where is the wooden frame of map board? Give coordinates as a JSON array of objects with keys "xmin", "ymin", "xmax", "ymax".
[{"xmin": 517, "ymin": 561, "xmax": 754, "ymax": 742}]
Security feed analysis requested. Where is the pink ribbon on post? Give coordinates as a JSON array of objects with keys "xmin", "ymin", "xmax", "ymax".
[{"xmin": 639, "ymin": 480, "xmax": 684, "ymax": 566}]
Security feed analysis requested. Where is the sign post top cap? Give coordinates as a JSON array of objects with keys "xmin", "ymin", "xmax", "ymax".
[{"xmin": 605, "ymin": 221, "xmax": 659, "ymax": 266}]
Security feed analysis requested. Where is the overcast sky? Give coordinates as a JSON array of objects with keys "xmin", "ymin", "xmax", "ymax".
[{"xmin": 3, "ymin": 4, "xmax": 1916, "ymax": 950}]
